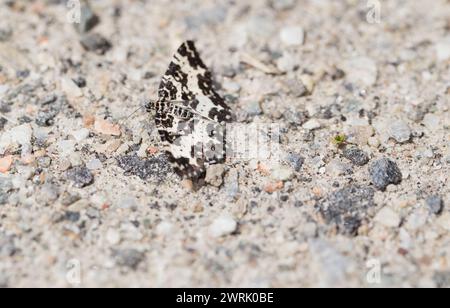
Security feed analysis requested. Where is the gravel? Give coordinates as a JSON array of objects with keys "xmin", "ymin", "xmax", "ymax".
[
  {"xmin": 319, "ymin": 185, "xmax": 376, "ymax": 236},
  {"xmin": 426, "ymin": 195, "xmax": 444, "ymax": 215},
  {"xmin": 66, "ymin": 166, "xmax": 94, "ymax": 188},
  {"xmin": 343, "ymin": 147, "xmax": 370, "ymax": 166},
  {"xmin": 369, "ymin": 158, "xmax": 403, "ymax": 191}
]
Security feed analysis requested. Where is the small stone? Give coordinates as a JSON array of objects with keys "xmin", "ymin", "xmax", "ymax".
[
  {"xmin": 86, "ymin": 158, "xmax": 103, "ymax": 170},
  {"xmin": 276, "ymin": 52, "xmax": 297, "ymax": 72},
  {"xmin": 280, "ymin": 26, "xmax": 304, "ymax": 46},
  {"xmin": 283, "ymin": 78, "xmax": 308, "ymax": 97},
  {"xmin": 369, "ymin": 158, "xmax": 402, "ymax": 191},
  {"xmin": 35, "ymin": 110, "xmax": 57, "ymax": 127},
  {"xmin": 374, "ymin": 207, "xmax": 401, "ymax": 227},
  {"xmin": 225, "ymin": 169, "xmax": 239, "ymax": 200},
  {"xmin": 286, "ymin": 153, "xmax": 305, "ymax": 172},
  {"xmin": 75, "ymin": 3, "xmax": 100, "ymax": 34},
  {"xmin": 209, "ymin": 215, "xmax": 237, "ymax": 237},
  {"xmin": 435, "ymin": 37, "xmax": 450, "ymax": 61},
  {"xmin": 343, "ymin": 57, "xmax": 378, "ymax": 87},
  {"xmin": 106, "ymin": 228, "xmax": 121, "ymax": 245},
  {"xmin": 422, "ymin": 114, "xmax": 441, "ymax": 131},
  {"xmin": 72, "ymin": 76, "xmax": 87, "ymax": 88},
  {"xmin": 343, "ymin": 147, "xmax": 369, "ymax": 166},
  {"xmin": 388, "ymin": 120, "xmax": 411, "ymax": 143},
  {"xmin": 112, "ymin": 249, "xmax": 145, "ymax": 270},
  {"xmin": 426, "ymin": 195, "xmax": 444, "ymax": 215},
  {"xmin": 94, "ymin": 118, "xmax": 121, "ymax": 136},
  {"xmin": 60, "ymin": 192, "xmax": 81, "ymax": 206},
  {"xmin": 319, "ymin": 185, "xmax": 375, "ymax": 235},
  {"xmin": 66, "ymin": 166, "xmax": 94, "ymax": 188},
  {"xmin": 303, "ymin": 119, "xmax": 321, "ymax": 130},
  {"xmin": 244, "ymin": 101, "xmax": 262, "ymax": 117},
  {"xmin": 56, "ymin": 140, "xmax": 76, "ymax": 157},
  {"xmin": 61, "ymin": 77, "xmax": 83, "ymax": 99},
  {"xmin": 80, "ymin": 33, "xmax": 112, "ymax": 55},
  {"xmin": 0, "ymin": 118, "xmax": 7, "ymax": 131},
  {"xmin": 299, "ymin": 74, "xmax": 315, "ymax": 94},
  {"xmin": 0, "ymin": 27, "xmax": 12, "ymax": 42},
  {"xmin": 71, "ymin": 128, "xmax": 90, "ymax": 142},
  {"xmin": 271, "ymin": 165, "xmax": 294, "ymax": 181},
  {"xmin": 0, "ymin": 156, "xmax": 13, "ymax": 173},
  {"xmin": 222, "ymin": 80, "xmax": 241, "ymax": 93},
  {"xmin": 36, "ymin": 183, "xmax": 60, "ymax": 205},
  {"xmin": 205, "ymin": 164, "xmax": 225, "ymax": 187},
  {"xmin": 264, "ymin": 181, "xmax": 284, "ymax": 193},
  {"xmin": 64, "ymin": 211, "xmax": 80, "ymax": 222}
]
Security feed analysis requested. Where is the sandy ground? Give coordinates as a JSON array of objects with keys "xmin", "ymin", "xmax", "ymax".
[{"xmin": 0, "ymin": 0, "xmax": 449, "ymax": 287}]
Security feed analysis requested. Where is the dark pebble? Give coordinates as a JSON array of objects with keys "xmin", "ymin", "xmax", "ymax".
[
  {"xmin": 426, "ymin": 195, "xmax": 444, "ymax": 215},
  {"xmin": 75, "ymin": 3, "xmax": 100, "ymax": 34},
  {"xmin": 343, "ymin": 147, "xmax": 370, "ymax": 166},
  {"xmin": 287, "ymin": 153, "xmax": 305, "ymax": 172},
  {"xmin": 319, "ymin": 185, "xmax": 375, "ymax": 236},
  {"xmin": 18, "ymin": 116, "xmax": 33, "ymax": 124},
  {"xmin": 35, "ymin": 110, "xmax": 57, "ymax": 127},
  {"xmin": 66, "ymin": 166, "xmax": 94, "ymax": 188},
  {"xmin": 112, "ymin": 249, "xmax": 145, "ymax": 270},
  {"xmin": 16, "ymin": 69, "xmax": 30, "ymax": 79},
  {"xmin": 369, "ymin": 158, "xmax": 402, "ymax": 191},
  {"xmin": 64, "ymin": 211, "xmax": 81, "ymax": 222},
  {"xmin": 80, "ymin": 33, "xmax": 112, "ymax": 55},
  {"xmin": 72, "ymin": 76, "xmax": 87, "ymax": 88}
]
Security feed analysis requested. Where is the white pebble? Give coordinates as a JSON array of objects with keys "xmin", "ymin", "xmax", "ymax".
[
  {"xmin": 86, "ymin": 158, "xmax": 103, "ymax": 170},
  {"xmin": 71, "ymin": 128, "xmax": 90, "ymax": 142},
  {"xmin": 374, "ymin": 207, "xmax": 401, "ymax": 227},
  {"xmin": 343, "ymin": 57, "xmax": 378, "ymax": 87},
  {"xmin": 435, "ymin": 37, "xmax": 450, "ymax": 61},
  {"xmin": 209, "ymin": 215, "xmax": 237, "ymax": 237},
  {"xmin": 106, "ymin": 228, "xmax": 121, "ymax": 245},
  {"xmin": 302, "ymin": 119, "xmax": 321, "ymax": 130},
  {"xmin": 280, "ymin": 26, "xmax": 305, "ymax": 46}
]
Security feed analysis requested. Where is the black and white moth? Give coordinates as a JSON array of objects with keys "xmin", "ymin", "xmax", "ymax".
[{"xmin": 146, "ymin": 41, "xmax": 234, "ymax": 181}]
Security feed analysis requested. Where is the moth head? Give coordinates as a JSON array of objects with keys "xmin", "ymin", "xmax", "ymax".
[{"xmin": 144, "ymin": 99, "xmax": 157, "ymax": 112}]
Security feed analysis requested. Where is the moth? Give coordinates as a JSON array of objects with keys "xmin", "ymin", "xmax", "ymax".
[{"xmin": 145, "ymin": 41, "xmax": 234, "ymax": 181}]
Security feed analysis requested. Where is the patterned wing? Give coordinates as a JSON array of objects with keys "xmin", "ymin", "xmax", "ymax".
[
  {"xmin": 155, "ymin": 41, "xmax": 231, "ymax": 181},
  {"xmin": 158, "ymin": 40, "xmax": 233, "ymax": 124}
]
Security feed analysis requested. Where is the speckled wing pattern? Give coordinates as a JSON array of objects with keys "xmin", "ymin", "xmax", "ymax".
[{"xmin": 156, "ymin": 41, "xmax": 233, "ymax": 180}]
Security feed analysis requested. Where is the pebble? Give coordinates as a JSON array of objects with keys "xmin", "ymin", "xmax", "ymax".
[
  {"xmin": 94, "ymin": 118, "xmax": 121, "ymax": 136},
  {"xmin": 205, "ymin": 164, "xmax": 225, "ymax": 187},
  {"xmin": 222, "ymin": 80, "xmax": 241, "ymax": 93},
  {"xmin": 435, "ymin": 37, "xmax": 450, "ymax": 61},
  {"xmin": 86, "ymin": 158, "xmax": 103, "ymax": 171},
  {"xmin": 374, "ymin": 207, "xmax": 401, "ymax": 227},
  {"xmin": 0, "ymin": 156, "xmax": 13, "ymax": 173},
  {"xmin": 209, "ymin": 215, "xmax": 237, "ymax": 237},
  {"xmin": 106, "ymin": 228, "xmax": 121, "ymax": 245},
  {"xmin": 369, "ymin": 158, "xmax": 402, "ymax": 191},
  {"xmin": 80, "ymin": 34, "xmax": 112, "ymax": 55},
  {"xmin": 61, "ymin": 77, "xmax": 83, "ymax": 99},
  {"xmin": 276, "ymin": 52, "xmax": 297, "ymax": 72},
  {"xmin": 225, "ymin": 169, "xmax": 239, "ymax": 200},
  {"xmin": 36, "ymin": 183, "xmax": 60, "ymax": 205},
  {"xmin": 66, "ymin": 166, "xmax": 94, "ymax": 188},
  {"xmin": 270, "ymin": 165, "xmax": 294, "ymax": 181},
  {"xmin": 388, "ymin": 120, "xmax": 411, "ymax": 143},
  {"xmin": 71, "ymin": 128, "xmax": 90, "ymax": 142},
  {"xmin": 112, "ymin": 249, "xmax": 145, "ymax": 270},
  {"xmin": 319, "ymin": 185, "xmax": 375, "ymax": 235},
  {"xmin": 343, "ymin": 57, "xmax": 378, "ymax": 87},
  {"xmin": 280, "ymin": 26, "xmax": 304, "ymax": 46},
  {"xmin": 0, "ymin": 124, "xmax": 32, "ymax": 155},
  {"xmin": 75, "ymin": 2, "xmax": 100, "ymax": 34},
  {"xmin": 56, "ymin": 140, "xmax": 76, "ymax": 157},
  {"xmin": 286, "ymin": 153, "xmax": 305, "ymax": 172},
  {"xmin": 244, "ymin": 101, "xmax": 262, "ymax": 117},
  {"xmin": 302, "ymin": 119, "xmax": 321, "ymax": 130},
  {"xmin": 343, "ymin": 147, "xmax": 369, "ymax": 166},
  {"xmin": 271, "ymin": 0, "xmax": 296, "ymax": 10},
  {"xmin": 422, "ymin": 113, "xmax": 441, "ymax": 131},
  {"xmin": 426, "ymin": 195, "xmax": 444, "ymax": 215}
]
